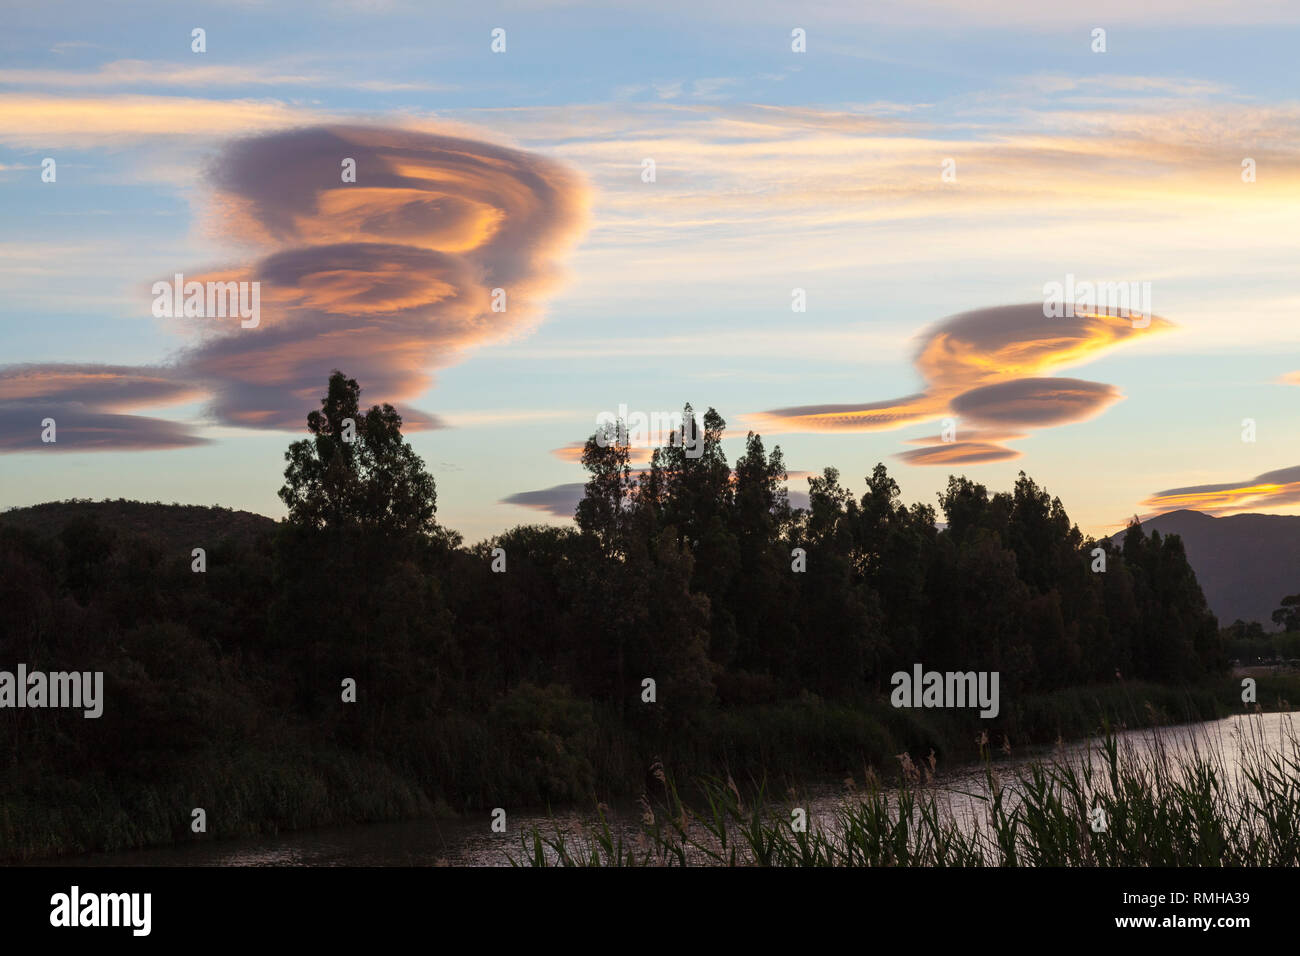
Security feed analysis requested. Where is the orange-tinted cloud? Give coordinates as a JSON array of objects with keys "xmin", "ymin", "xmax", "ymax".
[
  {"xmin": 902, "ymin": 428, "xmax": 1026, "ymax": 445},
  {"xmin": 897, "ymin": 442, "xmax": 1022, "ymax": 466},
  {"xmin": 551, "ymin": 442, "xmax": 654, "ymax": 468},
  {"xmin": 182, "ymin": 125, "xmax": 587, "ymax": 431},
  {"xmin": 0, "ymin": 365, "xmax": 201, "ymax": 411},
  {"xmin": 748, "ymin": 302, "xmax": 1168, "ymax": 464},
  {"xmin": 1142, "ymin": 466, "xmax": 1300, "ymax": 515},
  {"xmin": 0, "ymin": 125, "xmax": 588, "ymax": 450},
  {"xmin": 0, "ymin": 94, "xmax": 324, "ymax": 148}
]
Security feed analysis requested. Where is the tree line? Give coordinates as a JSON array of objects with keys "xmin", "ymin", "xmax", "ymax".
[{"xmin": 0, "ymin": 371, "xmax": 1227, "ymax": 856}]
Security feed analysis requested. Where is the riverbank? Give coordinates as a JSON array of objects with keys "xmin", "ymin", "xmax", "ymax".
[{"xmin": 5, "ymin": 673, "xmax": 1295, "ymax": 864}]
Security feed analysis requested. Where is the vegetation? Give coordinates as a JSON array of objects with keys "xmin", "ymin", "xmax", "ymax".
[
  {"xmin": 0, "ymin": 371, "xmax": 1246, "ymax": 861},
  {"xmin": 518, "ymin": 713, "xmax": 1300, "ymax": 867},
  {"xmin": 1273, "ymin": 594, "xmax": 1300, "ymax": 632},
  {"xmin": 1222, "ymin": 619, "xmax": 1300, "ymax": 665}
]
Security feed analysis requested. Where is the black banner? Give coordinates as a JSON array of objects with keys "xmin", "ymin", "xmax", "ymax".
[{"xmin": 0, "ymin": 865, "xmax": 1283, "ymax": 943}]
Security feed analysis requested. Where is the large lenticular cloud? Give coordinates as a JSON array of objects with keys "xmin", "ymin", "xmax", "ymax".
[
  {"xmin": 0, "ymin": 124, "xmax": 587, "ymax": 450},
  {"xmin": 748, "ymin": 302, "xmax": 1170, "ymax": 464}
]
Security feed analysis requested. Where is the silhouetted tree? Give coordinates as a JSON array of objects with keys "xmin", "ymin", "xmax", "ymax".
[
  {"xmin": 279, "ymin": 370, "xmax": 437, "ymax": 538},
  {"xmin": 1272, "ymin": 594, "xmax": 1300, "ymax": 632}
]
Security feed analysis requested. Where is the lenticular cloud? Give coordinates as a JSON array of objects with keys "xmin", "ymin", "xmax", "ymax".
[
  {"xmin": 0, "ymin": 124, "xmax": 588, "ymax": 451},
  {"xmin": 749, "ymin": 302, "xmax": 1169, "ymax": 464}
]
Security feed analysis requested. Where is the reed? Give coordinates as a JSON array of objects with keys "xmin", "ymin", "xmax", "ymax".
[{"xmin": 517, "ymin": 712, "xmax": 1300, "ymax": 867}]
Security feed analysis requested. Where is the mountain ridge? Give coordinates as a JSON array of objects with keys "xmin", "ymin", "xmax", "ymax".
[{"xmin": 1106, "ymin": 509, "xmax": 1300, "ymax": 626}]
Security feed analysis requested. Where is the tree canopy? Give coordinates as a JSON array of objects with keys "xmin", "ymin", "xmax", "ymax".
[{"xmin": 279, "ymin": 370, "xmax": 438, "ymax": 538}]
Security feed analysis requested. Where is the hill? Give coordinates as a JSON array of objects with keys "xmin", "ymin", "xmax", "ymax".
[
  {"xmin": 0, "ymin": 498, "xmax": 278, "ymax": 555},
  {"xmin": 1107, "ymin": 510, "xmax": 1300, "ymax": 626}
]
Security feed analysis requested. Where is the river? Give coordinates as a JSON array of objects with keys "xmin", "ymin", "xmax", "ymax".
[{"xmin": 40, "ymin": 710, "xmax": 1296, "ymax": 866}]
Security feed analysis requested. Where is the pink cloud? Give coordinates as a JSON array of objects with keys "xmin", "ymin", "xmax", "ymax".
[
  {"xmin": 748, "ymin": 302, "xmax": 1168, "ymax": 465},
  {"xmin": 0, "ymin": 125, "xmax": 588, "ymax": 451}
]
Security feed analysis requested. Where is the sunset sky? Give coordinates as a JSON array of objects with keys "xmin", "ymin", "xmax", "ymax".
[{"xmin": 2, "ymin": 0, "xmax": 1299, "ymax": 543}]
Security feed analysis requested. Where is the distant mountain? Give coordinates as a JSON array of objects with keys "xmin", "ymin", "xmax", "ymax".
[
  {"xmin": 0, "ymin": 499, "xmax": 277, "ymax": 555},
  {"xmin": 1106, "ymin": 510, "xmax": 1300, "ymax": 627}
]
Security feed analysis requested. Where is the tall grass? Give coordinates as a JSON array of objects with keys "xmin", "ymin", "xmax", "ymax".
[
  {"xmin": 516, "ymin": 712, "xmax": 1300, "ymax": 866},
  {"xmin": 0, "ymin": 748, "xmax": 433, "ymax": 862}
]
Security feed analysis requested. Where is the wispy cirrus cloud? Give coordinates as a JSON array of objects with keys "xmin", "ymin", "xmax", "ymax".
[
  {"xmin": 0, "ymin": 94, "xmax": 329, "ymax": 148},
  {"xmin": 505, "ymin": 100, "xmax": 1300, "ymax": 243},
  {"xmin": 633, "ymin": 0, "xmax": 1300, "ymax": 27},
  {"xmin": 0, "ymin": 59, "xmax": 452, "ymax": 92}
]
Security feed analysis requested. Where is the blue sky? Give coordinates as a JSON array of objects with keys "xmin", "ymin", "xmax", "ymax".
[{"xmin": 3, "ymin": 1, "xmax": 1300, "ymax": 542}]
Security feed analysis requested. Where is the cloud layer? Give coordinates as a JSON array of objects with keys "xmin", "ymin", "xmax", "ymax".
[{"xmin": 1143, "ymin": 465, "xmax": 1300, "ymax": 515}]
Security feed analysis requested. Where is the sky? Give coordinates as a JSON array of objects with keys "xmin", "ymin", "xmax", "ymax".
[{"xmin": 2, "ymin": 0, "xmax": 1299, "ymax": 544}]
